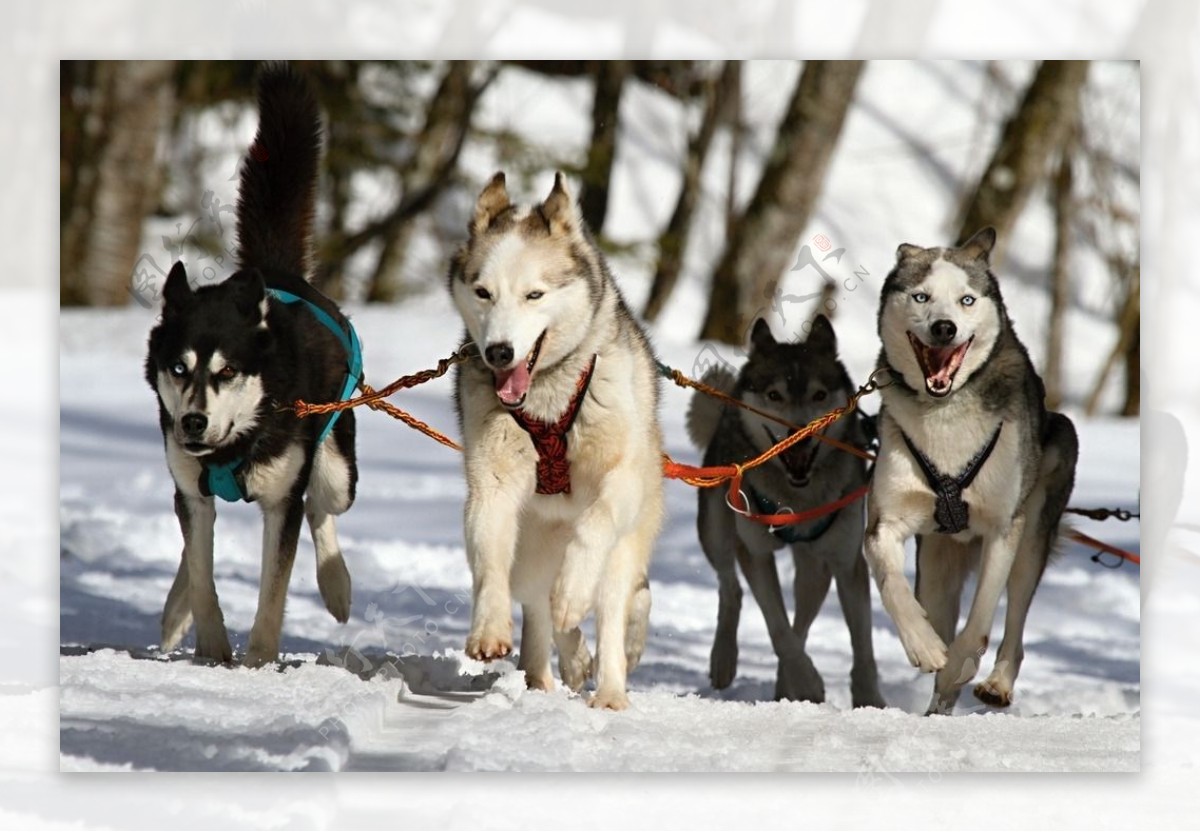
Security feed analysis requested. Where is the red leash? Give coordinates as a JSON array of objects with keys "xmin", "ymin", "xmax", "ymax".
[
  {"xmin": 726, "ymin": 481, "xmax": 871, "ymax": 529},
  {"xmin": 1067, "ymin": 528, "xmax": 1141, "ymax": 565}
]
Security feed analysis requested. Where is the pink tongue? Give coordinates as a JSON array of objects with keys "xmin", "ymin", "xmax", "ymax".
[
  {"xmin": 926, "ymin": 346, "xmax": 956, "ymax": 384},
  {"xmin": 494, "ymin": 363, "xmax": 531, "ymax": 405}
]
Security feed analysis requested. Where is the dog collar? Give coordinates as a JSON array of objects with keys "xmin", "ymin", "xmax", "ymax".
[
  {"xmin": 900, "ymin": 423, "xmax": 1002, "ymax": 534},
  {"xmin": 199, "ymin": 286, "xmax": 363, "ymax": 503},
  {"xmin": 748, "ymin": 486, "xmax": 841, "ymax": 544},
  {"xmin": 509, "ymin": 355, "xmax": 597, "ymax": 496}
]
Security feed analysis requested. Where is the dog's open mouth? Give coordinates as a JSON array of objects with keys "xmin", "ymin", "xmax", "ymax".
[
  {"xmin": 183, "ymin": 442, "xmax": 213, "ymax": 456},
  {"xmin": 493, "ymin": 330, "xmax": 546, "ymax": 410},
  {"xmin": 765, "ymin": 426, "xmax": 818, "ymax": 487},
  {"xmin": 907, "ymin": 332, "xmax": 973, "ymax": 398}
]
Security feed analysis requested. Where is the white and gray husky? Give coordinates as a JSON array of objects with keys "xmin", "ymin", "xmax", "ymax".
[
  {"xmin": 449, "ymin": 172, "xmax": 663, "ymax": 710},
  {"xmin": 867, "ymin": 227, "xmax": 1078, "ymax": 714},
  {"xmin": 688, "ymin": 316, "xmax": 885, "ymax": 707},
  {"xmin": 146, "ymin": 65, "xmax": 359, "ymax": 667}
]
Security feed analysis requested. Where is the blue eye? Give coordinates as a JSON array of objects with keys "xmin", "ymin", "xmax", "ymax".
[
  {"xmin": 526, "ymin": 291, "xmax": 544, "ymax": 301},
  {"xmin": 912, "ymin": 292, "xmax": 929, "ymax": 303},
  {"xmin": 170, "ymin": 362, "xmax": 188, "ymax": 377},
  {"xmin": 961, "ymin": 295, "xmax": 975, "ymax": 306}
]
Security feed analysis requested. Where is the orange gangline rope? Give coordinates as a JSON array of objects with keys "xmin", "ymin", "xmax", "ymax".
[{"xmin": 289, "ymin": 351, "xmax": 1139, "ymax": 561}]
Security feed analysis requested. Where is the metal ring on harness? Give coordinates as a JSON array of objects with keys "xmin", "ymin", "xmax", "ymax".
[
  {"xmin": 767, "ymin": 506, "xmax": 795, "ymax": 536},
  {"xmin": 864, "ymin": 366, "xmax": 895, "ymax": 392},
  {"xmin": 724, "ymin": 487, "xmax": 752, "ymax": 517}
]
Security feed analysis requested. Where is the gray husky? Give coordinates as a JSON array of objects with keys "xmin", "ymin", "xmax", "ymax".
[
  {"xmin": 688, "ymin": 315, "xmax": 885, "ymax": 707},
  {"xmin": 866, "ymin": 227, "xmax": 1078, "ymax": 714}
]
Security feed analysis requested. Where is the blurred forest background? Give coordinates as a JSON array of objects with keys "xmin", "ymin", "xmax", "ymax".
[{"xmin": 59, "ymin": 60, "xmax": 1139, "ymax": 415}]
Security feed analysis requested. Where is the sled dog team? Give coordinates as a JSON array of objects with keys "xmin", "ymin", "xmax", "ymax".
[{"xmin": 147, "ymin": 66, "xmax": 1077, "ymax": 714}]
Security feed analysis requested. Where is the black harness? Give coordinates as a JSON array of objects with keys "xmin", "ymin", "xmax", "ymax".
[{"xmin": 900, "ymin": 423, "xmax": 1002, "ymax": 535}]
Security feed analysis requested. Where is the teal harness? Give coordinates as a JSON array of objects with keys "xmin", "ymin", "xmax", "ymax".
[
  {"xmin": 200, "ymin": 288, "xmax": 363, "ymax": 503},
  {"xmin": 748, "ymin": 486, "xmax": 841, "ymax": 544}
]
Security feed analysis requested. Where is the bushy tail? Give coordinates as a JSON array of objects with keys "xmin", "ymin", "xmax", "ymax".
[
  {"xmin": 236, "ymin": 63, "xmax": 322, "ymax": 277},
  {"xmin": 1043, "ymin": 411, "xmax": 1080, "ymax": 567},
  {"xmin": 685, "ymin": 366, "xmax": 737, "ymax": 449}
]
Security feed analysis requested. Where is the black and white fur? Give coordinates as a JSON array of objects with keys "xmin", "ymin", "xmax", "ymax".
[
  {"xmin": 146, "ymin": 65, "xmax": 358, "ymax": 667},
  {"xmin": 688, "ymin": 316, "xmax": 885, "ymax": 707},
  {"xmin": 866, "ymin": 227, "xmax": 1078, "ymax": 714}
]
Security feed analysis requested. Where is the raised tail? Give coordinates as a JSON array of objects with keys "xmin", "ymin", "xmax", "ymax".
[
  {"xmin": 685, "ymin": 366, "xmax": 737, "ymax": 449},
  {"xmin": 236, "ymin": 63, "xmax": 322, "ymax": 277}
]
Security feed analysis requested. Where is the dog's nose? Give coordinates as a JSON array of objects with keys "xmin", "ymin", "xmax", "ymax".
[
  {"xmin": 485, "ymin": 342, "xmax": 514, "ymax": 368},
  {"xmin": 931, "ymin": 320, "xmax": 957, "ymax": 344},
  {"xmin": 181, "ymin": 413, "xmax": 208, "ymax": 437}
]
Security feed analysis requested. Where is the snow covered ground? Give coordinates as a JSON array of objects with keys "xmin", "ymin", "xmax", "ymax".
[{"xmin": 59, "ymin": 297, "xmax": 1141, "ymax": 772}]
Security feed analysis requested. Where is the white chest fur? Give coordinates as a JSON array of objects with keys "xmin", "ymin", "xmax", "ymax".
[{"xmin": 876, "ymin": 390, "xmax": 1027, "ymax": 536}]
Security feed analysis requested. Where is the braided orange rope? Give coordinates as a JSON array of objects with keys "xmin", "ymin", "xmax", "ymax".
[
  {"xmin": 293, "ymin": 344, "xmax": 475, "ymax": 420},
  {"xmin": 289, "ymin": 349, "xmax": 883, "ymax": 497},
  {"xmin": 287, "ymin": 354, "xmax": 1140, "ymax": 563},
  {"xmin": 660, "ymin": 365, "xmax": 876, "ymax": 462},
  {"xmin": 358, "ymin": 384, "xmax": 463, "ymax": 452},
  {"xmin": 661, "ymin": 373, "xmax": 884, "ymax": 507}
]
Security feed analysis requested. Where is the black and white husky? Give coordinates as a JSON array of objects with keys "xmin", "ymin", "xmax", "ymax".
[
  {"xmin": 687, "ymin": 316, "xmax": 885, "ymax": 708},
  {"xmin": 866, "ymin": 227, "xmax": 1078, "ymax": 714},
  {"xmin": 146, "ymin": 65, "xmax": 360, "ymax": 667}
]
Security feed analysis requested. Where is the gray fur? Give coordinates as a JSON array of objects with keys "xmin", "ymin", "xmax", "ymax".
[
  {"xmin": 685, "ymin": 366, "xmax": 736, "ymax": 448},
  {"xmin": 691, "ymin": 316, "xmax": 885, "ymax": 707},
  {"xmin": 867, "ymin": 227, "xmax": 1079, "ymax": 714}
]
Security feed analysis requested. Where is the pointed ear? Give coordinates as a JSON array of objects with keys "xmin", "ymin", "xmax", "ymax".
[
  {"xmin": 959, "ymin": 227, "xmax": 997, "ymax": 262},
  {"xmin": 749, "ymin": 318, "xmax": 776, "ymax": 352},
  {"xmin": 471, "ymin": 172, "xmax": 510, "ymax": 236},
  {"xmin": 162, "ymin": 261, "xmax": 193, "ymax": 313},
  {"xmin": 539, "ymin": 171, "xmax": 577, "ymax": 237},
  {"xmin": 224, "ymin": 268, "xmax": 267, "ymax": 322},
  {"xmin": 807, "ymin": 313, "xmax": 837, "ymax": 352},
  {"xmin": 896, "ymin": 243, "xmax": 924, "ymax": 262}
]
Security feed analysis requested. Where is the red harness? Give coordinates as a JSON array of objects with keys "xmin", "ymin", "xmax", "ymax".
[{"xmin": 509, "ymin": 356, "xmax": 597, "ymax": 495}]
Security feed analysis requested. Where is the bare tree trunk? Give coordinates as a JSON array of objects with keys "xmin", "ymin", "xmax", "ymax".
[
  {"xmin": 724, "ymin": 61, "xmax": 742, "ymax": 244},
  {"xmin": 699, "ymin": 60, "xmax": 864, "ymax": 345},
  {"xmin": 642, "ymin": 62, "xmax": 732, "ymax": 323},
  {"xmin": 956, "ymin": 60, "xmax": 1089, "ymax": 264},
  {"xmin": 579, "ymin": 60, "xmax": 631, "ymax": 235},
  {"xmin": 1043, "ymin": 143, "xmax": 1074, "ymax": 410},
  {"xmin": 366, "ymin": 61, "xmax": 480, "ymax": 303},
  {"xmin": 1123, "ymin": 314, "xmax": 1140, "ymax": 416},
  {"xmin": 61, "ymin": 61, "xmax": 174, "ymax": 306},
  {"xmin": 60, "ymin": 61, "xmax": 103, "ymax": 306},
  {"xmin": 317, "ymin": 62, "xmax": 494, "ymax": 300},
  {"xmin": 1084, "ymin": 266, "xmax": 1139, "ymax": 417}
]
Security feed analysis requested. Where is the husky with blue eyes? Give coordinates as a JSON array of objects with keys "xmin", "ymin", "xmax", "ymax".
[
  {"xmin": 867, "ymin": 227, "xmax": 1078, "ymax": 714},
  {"xmin": 145, "ymin": 65, "xmax": 360, "ymax": 668}
]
